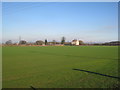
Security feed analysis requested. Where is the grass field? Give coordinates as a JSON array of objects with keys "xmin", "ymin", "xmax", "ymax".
[{"xmin": 2, "ymin": 46, "xmax": 119, "ymax": 88}]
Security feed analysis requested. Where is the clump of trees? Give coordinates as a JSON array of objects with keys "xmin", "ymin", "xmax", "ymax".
[
  {"xmin": 79, "ymin": 40, "xmax": 84, "ymax": 45},
  {"xmin": 5, "ymin": 40, "xmax": 12, "ymax": 45},
  {"xmin": 19, "ymin": 40, "xmax": 27, "ymax": 45},
  {"xmin": 35, "ymin": 40, "xmax": 44, "ymax": 45},
  {"xmin": 45, "ymin": 39, "xmax": 48, "ymax": 45},
  {"xmin": 61, "ymin": 37, "xmax": 65, "ymax": 44}
]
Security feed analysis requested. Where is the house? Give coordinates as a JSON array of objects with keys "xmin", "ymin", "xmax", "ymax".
[{"xmin": 71, "ymin": 39, "xmax": 79, "ymax": 45}]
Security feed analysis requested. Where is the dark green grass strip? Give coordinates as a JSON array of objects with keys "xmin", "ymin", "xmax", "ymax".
[{"xmin": 31, "ymin": 51, "xmax": 117, "ymax": 60}]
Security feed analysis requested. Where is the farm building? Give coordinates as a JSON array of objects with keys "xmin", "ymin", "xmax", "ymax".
[{"xmin": 71, "ymin": 39, "xmax": 79, "ymax": 45}]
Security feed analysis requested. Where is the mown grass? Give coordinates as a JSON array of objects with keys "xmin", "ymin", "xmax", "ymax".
[{"xmin": 2, "ymin": 46, "xmax": 119, "ymax": 88}]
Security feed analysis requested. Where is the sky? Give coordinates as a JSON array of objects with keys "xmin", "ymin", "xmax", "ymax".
[{"xmin": 2, "ymin": 2, "xmax": 118, "ymax": 43}]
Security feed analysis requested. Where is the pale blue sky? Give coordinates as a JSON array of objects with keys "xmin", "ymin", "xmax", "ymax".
[{"xmin": 2, "ymin": 2, "xmax": 118, "ymax": 43}]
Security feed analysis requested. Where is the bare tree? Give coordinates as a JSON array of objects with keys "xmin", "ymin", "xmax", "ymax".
[{"xmin": 52, "ymin": 40, "xmax": 56, "ymax": 45}]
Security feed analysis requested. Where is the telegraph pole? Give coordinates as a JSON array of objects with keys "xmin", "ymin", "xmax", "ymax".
[{"xmin": 18, "ymin": 36, "xmax": 21, "ymax": 45}]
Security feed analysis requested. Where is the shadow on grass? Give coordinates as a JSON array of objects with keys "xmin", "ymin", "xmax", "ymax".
[
  {"xmin": 30, "ymin": 86, "xmax": 37, "ymax": 90},
  {"xmin": 72, "ymin": 69, "xmax": 120, "ymax": 79}
]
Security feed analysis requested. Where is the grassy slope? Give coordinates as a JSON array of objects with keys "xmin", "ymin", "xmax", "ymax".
[{"xmin": 2, "ymin": 46, "xmax": 118, "ymax": 88}]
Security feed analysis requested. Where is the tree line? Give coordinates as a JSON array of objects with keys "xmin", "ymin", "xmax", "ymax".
[
  {"xmin": 4, "ymin": 37, "xmax": 67, "ymax": 46},
  {"xmin": 3, "ymin": 37, "xmax": 120, "ymax": 46}
]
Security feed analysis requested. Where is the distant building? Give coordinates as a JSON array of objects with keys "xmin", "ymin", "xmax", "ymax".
[
  {"xmin": 64, "ymin": 42, "xmax": 71, "ymax": 45},
  {"xmin": 71, "ymin": 39, "xmax": 79, "ymax": 45},
  {"xmin": 102, "ymin": 41, "xmax": 120, "ymax": 46}
]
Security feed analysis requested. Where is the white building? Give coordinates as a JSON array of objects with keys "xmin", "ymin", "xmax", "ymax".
[{"xmin": 71, "ymin": 40, "xmax": 79, "ymax": 45}]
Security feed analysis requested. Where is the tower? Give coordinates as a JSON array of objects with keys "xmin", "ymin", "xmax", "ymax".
[{"xmin": 18, "ymin": 36, "xmax": 21, "ymax": 45}]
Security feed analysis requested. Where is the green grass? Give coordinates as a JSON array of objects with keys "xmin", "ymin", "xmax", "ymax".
[{"xmin": 2, "ymin": 46, "xmax": 119, "ymax": 88}]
